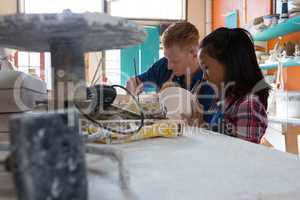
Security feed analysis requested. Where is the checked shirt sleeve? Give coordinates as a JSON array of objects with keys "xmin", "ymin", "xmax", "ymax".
[{"xmin": 224, "ymin": 95, "xmax": 268, "ymax": 143}]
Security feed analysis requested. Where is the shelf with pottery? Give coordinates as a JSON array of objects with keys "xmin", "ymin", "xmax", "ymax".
[
  {"xmin": 259, "ymin": 57, "xmax": 300, "ymax": 70},
  {"xmin": 253, "ymin": 15, "xmax": 300, "ymax": 41}
]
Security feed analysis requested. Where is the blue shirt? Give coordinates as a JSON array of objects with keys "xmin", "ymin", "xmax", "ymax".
[
  {"xmin": 137, "ymin": 57, "xmax": 216, "ymax": 123},
  {"xmin": 137, "ymin": 57, "xmax": 171, "ymax": 90}
]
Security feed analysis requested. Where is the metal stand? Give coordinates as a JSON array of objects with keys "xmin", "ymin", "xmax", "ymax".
[
  {"xmin": 10, "ymin": 111, "xmax": 87, "ymax": 200},
  {"xmin": 50, "ymin": 39, "xmax": 86, "ymax": 110}
]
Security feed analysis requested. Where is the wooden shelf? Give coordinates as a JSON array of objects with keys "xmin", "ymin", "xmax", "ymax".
[
  {"xmin": 269, "ymin": 116, "xmax": 300, "ymax": 125},
  {"xmin": 253, "ymin": 15, "xmax": 300, "ymax": 41}
]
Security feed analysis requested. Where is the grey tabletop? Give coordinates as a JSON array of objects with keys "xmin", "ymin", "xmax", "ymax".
[
  {"xmin": 87, "ymin": 127, "xmax": 300, "ymax": 200},
  {"xmin": 1, "ymin": 127, "xmax": 300, "ymax": 200}
]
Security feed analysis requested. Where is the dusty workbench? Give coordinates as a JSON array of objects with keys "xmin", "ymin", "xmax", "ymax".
[{"xmin": 2, "ymin": 127, "xmax": 300, "ymax": 200}]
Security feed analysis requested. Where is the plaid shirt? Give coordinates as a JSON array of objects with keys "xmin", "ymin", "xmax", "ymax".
[{"xmin": 210, "ymin": 94, "xmax": 268, "ymax": 144}]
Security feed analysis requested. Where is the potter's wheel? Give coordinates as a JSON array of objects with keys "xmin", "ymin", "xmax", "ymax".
[{"xmin": 0, "ymin": 11, "xmax": 146, "ymax": 52}]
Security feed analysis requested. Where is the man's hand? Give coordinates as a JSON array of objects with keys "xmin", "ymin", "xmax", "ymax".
[{"xmin": 126, "ymin": 77, "xmax": 143, "ymax": 95}]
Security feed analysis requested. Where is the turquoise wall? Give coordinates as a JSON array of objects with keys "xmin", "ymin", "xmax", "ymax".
[{"xmin": 121, "ymin": 26, "xmax": 160, "ymax": 88}]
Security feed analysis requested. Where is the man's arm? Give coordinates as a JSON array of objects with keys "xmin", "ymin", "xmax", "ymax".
[{"xmin": 126, "ymin": 57, "xmax": 169, "ymax": 94}]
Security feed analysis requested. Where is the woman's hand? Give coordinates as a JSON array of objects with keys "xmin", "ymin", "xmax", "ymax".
[
  {"xmin": 159, "ymin": 73, "xmax": 177, "ymax": 91},
  {"xmin": 181, "ymin": 96, "xmax": 204, "ymax": 127}
]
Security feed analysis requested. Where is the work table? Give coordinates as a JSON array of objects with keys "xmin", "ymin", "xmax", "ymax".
[{"xmin": 2, "ymin": 127, "xmax": 300, "ymax": 200}]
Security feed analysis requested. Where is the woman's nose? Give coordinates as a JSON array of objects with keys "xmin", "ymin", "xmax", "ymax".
[{"xmin": 203, "ymin": 71, "xmax": 208, "ymax": 81}]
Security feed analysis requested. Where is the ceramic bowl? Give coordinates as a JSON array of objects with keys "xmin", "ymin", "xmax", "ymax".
[{"xmin": 159, "ymin": 87, "xmax": 195, "ymax": 120}]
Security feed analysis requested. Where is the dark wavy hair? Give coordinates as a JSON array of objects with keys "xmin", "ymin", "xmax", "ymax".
[{"xmin": 199, "ymin": 27, "xmax": 270, "ymax": 109}]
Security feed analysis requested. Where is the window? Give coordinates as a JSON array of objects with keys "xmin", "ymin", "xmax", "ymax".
[
  {"xmin": 105, "ymin": 50, "xmax": 121, "ymax": 86},
  {"xmin": 24, "ymin": 0, "xmax": 103, "ymax": 13},
  {"xmin": 110, "ymin": 0, "xmax": 186, "ymax": 20},
  {"xmin": 18, "ymin": 51, "xmax": 41, "ymax": 76},
  {"xmin": 105, "ymin": 0, "xmax": 186, "ymax": 86}
]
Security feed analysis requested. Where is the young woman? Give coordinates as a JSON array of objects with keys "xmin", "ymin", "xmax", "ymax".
[{"xmin": 198, "ymin": 27, "xmax": 270, "ymax": 143}]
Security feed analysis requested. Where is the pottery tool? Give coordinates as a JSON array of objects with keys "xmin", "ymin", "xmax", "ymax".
[{"xmin": 133, "ymin": 57, "xmax": 140, "ymax": 102}]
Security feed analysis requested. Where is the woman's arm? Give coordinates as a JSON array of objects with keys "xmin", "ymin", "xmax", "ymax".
[
  {"xmin": 225, "ymin": 95, "xmax": 268, "ymax": 143},
  {"xmin": 181, "ymin": 95, "xmax": 204, "ymax": 127}
]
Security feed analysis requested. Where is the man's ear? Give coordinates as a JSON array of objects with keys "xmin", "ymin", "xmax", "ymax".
[{"xmin": 190, "ymin": 46, "xmax": 199, "ymax": 58}]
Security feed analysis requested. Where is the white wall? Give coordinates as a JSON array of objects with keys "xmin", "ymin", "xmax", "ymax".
[
  {"xmin": 187, "ymin": 0, "xmax": 206, "ymax": 40},
  {"xmin": 0, "ymin": 0, "xmax": 17, "ymax": 14}
]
